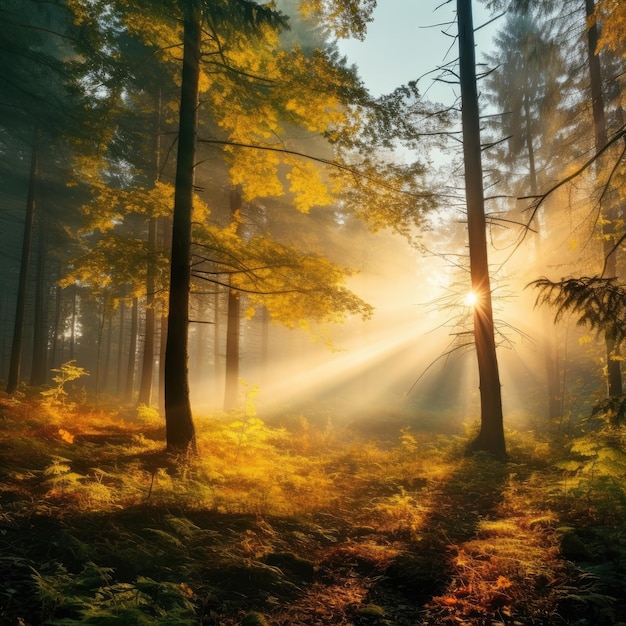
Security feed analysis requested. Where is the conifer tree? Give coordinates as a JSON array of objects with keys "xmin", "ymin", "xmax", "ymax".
[
  {"xmin": 1, "ymin": 0, "xmax": 85, "ymax": 392},
  {"xmin": 458, "ymin": 0, "xmax": 506, "ymax": 457},
  {"xmin": 483, "ymin": 12, "xmax": 566, "ymax": 419}
]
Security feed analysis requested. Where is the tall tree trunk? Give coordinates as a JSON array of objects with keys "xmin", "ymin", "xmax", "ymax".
[
  {"xmin": 585, "ymin": 0, "xmax": 622, "ymax": 396},
  {"xmin": 49, "ymin": 280, "xmax": 62, "ymax": 371},
  {"xmin": 1, "ymin": 292, "xmax": 7, "ymax": 380},
  {"xmin": 94, "ymin": 296, "xmax": 108, "ymax": 400},
  {"xmin": 457, "ymin": 0, "xmax": 506, "ymax": 457},
  {"xmin": 125, "ymin": 297, "xmax": 138, "ymax": 403},
  {"xmin": 213, "ymin": 287, "xmax": 222, "ymax": 398},
  {"xmin": 193, "ymin": 317, "xmax": 207, "ymax": 390},
  {"xmin": 69, "ymin": 287, "xmax": 77, "ymax": 361},
  {"xmin": 223, "ymin": 287, "xmax": 241, "ymax": 411},
  {"xmin": 164, "ymin": 1, "xmax": 200, "ymax": 452},
  {"xmin": 260, "ymin": 305, "xmax": 269, "ymax": 387},
  {"xmin": 159, "ymin": 215, "xmax": 172, "ymax": 414},
  {"xmin": 30, "ymin": 207, "xmax": 48, "ymax": 386},
  {"xmin": 223, "ymin": 186, "xmax": 243, "ymax": 411},
  {"xmin": 102, "ymin": 309, "xmax": 113, "ymax": 393},
  {"xmin": 138, "ymin": 86, "xmax": 163, "ymax": 407},
  {"xmin": 523, "ymin": 97, "xmax": 560, "ymax": 419},
  {"xmin": 117, "ymin": 299, "xmax": 125, "ymax": 394},
  {"xmin": 7, "ymin": 132, "xmax": 38, "ymax": 394},
  {"xmin": 138, "ymin": 217, "xmax": 157, "ymax": 405}
]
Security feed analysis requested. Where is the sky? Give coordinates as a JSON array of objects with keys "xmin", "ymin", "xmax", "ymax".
[{"xmin": 336, "ymin": 0, "xmax": 500, "ymax": 102}]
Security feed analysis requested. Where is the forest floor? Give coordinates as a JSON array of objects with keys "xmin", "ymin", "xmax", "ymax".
[{"xmin": 0, "ymin": 392, "xmax": 625, "ymax": 625}]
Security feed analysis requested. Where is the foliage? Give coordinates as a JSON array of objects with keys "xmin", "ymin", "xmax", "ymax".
[
  {"xmin": 33, "ymin": 561, "xmax": 197, "ymax": 625},
  {"xmin": 2, "ymin": 390, "xmax": 626, "ymax": 625},
  {"xmin": 192, "ymin": 217, "xmax": 374, "ymax": 340},
  {"xmin": 298, "ymin": 0, "xmax": 377, "ymax": 40},
  {"xmin": 596, "ymin": 0, "xmax": 626, "ymax": 57},
  {"xmin": 590, "ymin": 394, "xmax": 626, "ymax": 426},
  {"xmin": 137, "ymin": 403, "xmax": 163, "ymax": 426},
  {"xmin": 531, "ymin": 276, "xmax": 626, "ymax": 343},
  {"xmin": 41, "ymin": 361, "xmax": 90, "ymax": 409},
  {"xmin": 553, "ymin": 398, "xmax": 626, "ymax": 516}
]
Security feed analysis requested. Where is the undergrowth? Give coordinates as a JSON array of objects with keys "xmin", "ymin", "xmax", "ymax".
[{"xmin": 0, "ymin": 390, "xmax": 625, "ymax": 625}]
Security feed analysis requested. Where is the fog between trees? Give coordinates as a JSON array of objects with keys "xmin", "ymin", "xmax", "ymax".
[{"xmin": 1, "ymin": 0, "xmax": 626, "ymax": 455}]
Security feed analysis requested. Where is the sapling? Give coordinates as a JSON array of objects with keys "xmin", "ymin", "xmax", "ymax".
[{"xmin": 40, "ymin": 360, "xmax": 89, "ymax": 407}]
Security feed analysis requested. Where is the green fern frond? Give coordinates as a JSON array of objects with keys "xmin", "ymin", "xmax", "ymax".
[
  {"xmin": 570, "ymin": 437, "xmax": 601, "ymax": 458},
  {"xmin": 143, "ymin": 527, "xmax": 185, "ymax": 549},
  {"xmin": 163, "ymin": 515, "xmax": 202, "ymax": 540}
]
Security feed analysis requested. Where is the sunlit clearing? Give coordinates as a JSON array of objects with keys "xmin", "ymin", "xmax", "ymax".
[{"xmin": 464, "ymin": 291, "xmax": 478, "ymax": 307}]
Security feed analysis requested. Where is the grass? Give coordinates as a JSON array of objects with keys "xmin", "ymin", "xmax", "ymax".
[{"xmin": 1, "ymin": 390, "xmax": 625, "ymax": 625}]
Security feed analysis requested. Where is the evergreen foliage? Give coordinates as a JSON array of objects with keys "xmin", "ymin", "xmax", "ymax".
[{"xmin": 531, "ymin": 276, "xmax": 626, "ymax": 343}]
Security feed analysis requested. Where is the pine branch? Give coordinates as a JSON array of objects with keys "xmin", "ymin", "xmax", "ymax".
[{"xmin": 530, "ymin": 276, "xmax": 626, "ymax": 343}]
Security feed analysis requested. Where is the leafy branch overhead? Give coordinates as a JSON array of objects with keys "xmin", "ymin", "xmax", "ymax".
[
  {"xmin": 192, "ymin": 221, "xmax": 374, "ymax": 333},
  {"xmin": 531, "ymin": 276, "xmax": 626, "ymax": 343}
]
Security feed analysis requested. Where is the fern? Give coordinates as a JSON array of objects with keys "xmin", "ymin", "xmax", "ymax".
[
  {"xmin": 33, "ymin": 562, "xmax": 198, "ymax": 625},
  {"xmin": 43, "ymin": 456, "xmax": 73, "ymax": 477},
  {"xmin": 40, "ymin": 360, "xmax": 89, "ymax": 408}
]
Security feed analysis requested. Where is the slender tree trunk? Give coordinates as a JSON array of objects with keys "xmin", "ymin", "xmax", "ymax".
[
  {"xmin": 223, "ymin": 288, "xmax": 241, "ymax": 411},
  {"xmin": 164, "ymin": 1, "xmax": 200, "ymax": 452},
  {"xmin": 523, "ymin": 98, "xmax": 560, "ymax": 419},
  {"xmin": 1, "ymin": 292, "xmax": 7, "ymax": 380},
  {"xmin": 159, "ymin": 215, "xmax": 172, "ymax": 414},
  {"xmin": 213, "ymin": 287, "xmax": 221, "ymax": 398},
  {"xmin": 260, "ymin": 306, "xmax": 269, "ymax": 387},
  {"xmin": 94, "ymin": 296, "xmax": 107, "ymax": 400},
  {"xmin": 457, "ymin": 0, "xmax": 506, "ymax": 457},
  {"xmin": 125, "ymin": 297, "xmax": 138, "ymax": 403},
  {"xmin": 193, "ymin": 317, "xmax": 208, "ymax": 390},
  {"xmin": 102, "ymin": 310, "xmax": 113, "ymax": 393},
  {"xmin": 49, "ymin": 281, "xmax": 62, "ymax": 371},
  {"xmin": 117, "ymin": 300, "xmax": 125, "ymax": 394},
  {"xmin": 585, "ymin": 0, "xmax": 622, "ymax": 396},
  {"xmin": 138, "ymin": 86, "xmax": 163, "ymax": 407},
  {"xmin": 7, "ymin": 132, "xmax": 38, "ymax": 393},
  {"xmin": 223, "ymin": 186, "xmax": 243, "ymax": 411},
  {"xmin": 30, "ymin": 207, "xmax": 48, "ymax": 386},
  {"xmin": 138, "ymin": 218, "xmax": 157, "ymax": 405}
]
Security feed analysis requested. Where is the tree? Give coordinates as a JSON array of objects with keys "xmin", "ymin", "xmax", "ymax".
[
  {"xmin": 163, "ymin": 1, "xmax": 202, "ymax": 451},
  {"xmin": 223, "ymin": 187, "xmax": 243, "ymax": 411},
  {"xmin": 487, "ymin": 0, "xmax": 626, "ymax": 403},
  {"xmin": 139, "ymin": 0, "xmax": 397, "ymax": 451},
  {"xmin": 532, "ymin": 276, "xmax": 626, "ymax": 380},
  {"xmin": 6, "ymin": 135, "xmax": 39, "ymax": 393},
  {"xmin": 585, "ymin": 0, "xmax": 623, "ymax": 397},
  {"xmin": 61, "ymin": 0, "xmax": 429, "ymax": 453},
  {"xmin": 1, "ymin": 0, "xmax": 79, "ymax": 393},
  {"xmin": 483, "ymin": 12, "xmax": 566, "ymax": 419},
  {"xmin": 596, "ymin": 0, "xmax": 626, "ymax": 58},
  {"xmin": 137, "ymin": 216, "xmax": 158, "ymax": 406},
  {"xmin": 457, "ymin": 0, "xmax": 506, "ymax": 457}
]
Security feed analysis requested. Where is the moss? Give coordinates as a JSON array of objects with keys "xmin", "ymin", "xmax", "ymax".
[
  {"xmin": 241, "ymin": 611, "xmax": 270, "ymax": 626},
  {"xmin": 355, "ymin": 603, "xmax": 391, "ymax": 624},
  {"xmin": 264, "ymin": 551, "xmax": 316, "ymax": 582},
  {"xmin": 356, "ymin": 603, "xmax": 385, "ymax": 618}
]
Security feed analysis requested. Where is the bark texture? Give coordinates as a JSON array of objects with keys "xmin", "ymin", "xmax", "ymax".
[
  {"xmin": 457, "ymin": 0, "xmax": 506, "ymax": 457},
  {"xmin": 164, "ymin": 1, "xmax": 200, "ymax": 452}
]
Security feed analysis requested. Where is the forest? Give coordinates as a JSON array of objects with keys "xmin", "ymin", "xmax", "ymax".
[{"xmin": 1, "ymin": 0, "xmax": 626, "ymax": 624}]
